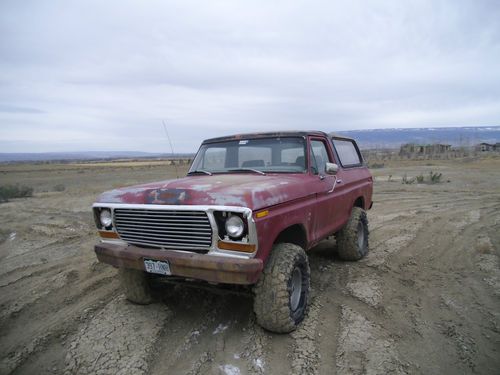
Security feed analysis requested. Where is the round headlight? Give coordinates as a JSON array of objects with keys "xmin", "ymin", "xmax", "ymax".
[
  {"xmin": 100, "ymin": 209, "xmax": 113, "ymax": 228},
  {"xmin": 225, "ymin": 215, "xmax": 244, "ymax": 238}
]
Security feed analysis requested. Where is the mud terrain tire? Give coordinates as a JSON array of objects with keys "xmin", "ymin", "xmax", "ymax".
[
  {"xmin": 253, "ymin": 243, "xmax": 310, "ymax": 333},
  {"xmin": 118, "ymin": 268, "xmax": 153, "ymax": 304},
  {"xmin": 336, "ymin": 206, "xmax": 369, "ymax": 261}
]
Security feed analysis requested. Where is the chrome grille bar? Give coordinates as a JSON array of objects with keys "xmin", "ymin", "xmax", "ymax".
[{"xmin": 114, "ymin": 208, "xmax": 212, "ymax": 250}]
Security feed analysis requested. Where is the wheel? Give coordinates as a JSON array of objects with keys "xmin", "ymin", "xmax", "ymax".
[
  {"xmin": 253, "ymin": 243, "xmax": 310, "ymax": 333},
  {"xmin": 336, "ymin": 207, "xmax": 369, "ymax": 261},
  {"xmin": 118, "ymin": 268, "xmax": 153, "ymax": 304}
]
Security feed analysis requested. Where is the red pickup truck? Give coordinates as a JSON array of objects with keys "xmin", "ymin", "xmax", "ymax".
[{"xmin": 93, "ymin": 131, "xmax": 373, "ymax": 332}]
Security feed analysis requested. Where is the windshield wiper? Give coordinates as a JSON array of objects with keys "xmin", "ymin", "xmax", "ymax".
[
  {"xmin": 187, "ymin": 169, "xmax": 212, "ymax": 176},
  {"xmin": 227, "ymin": 168, "xmax": 266, "ymax": 175}
]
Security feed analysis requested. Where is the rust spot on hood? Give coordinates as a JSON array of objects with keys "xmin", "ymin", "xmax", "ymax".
[{"xmin": 146, "ymin": 188, "xmax": 191, "ymax": 205}]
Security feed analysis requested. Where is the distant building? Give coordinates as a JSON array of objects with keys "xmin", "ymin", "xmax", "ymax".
[
  {"xmin": 399, "ymin": 143, "xmax": 451, "ymax": 157},
  {"xmin": 476, "ymin": 142, "xmax": 495, "ymax": 152}
]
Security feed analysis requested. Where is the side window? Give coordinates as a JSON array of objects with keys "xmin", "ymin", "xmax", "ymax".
[
  {"xmin": 203, "ymin": 148, "xmax": 226, "ymax": 170},
  {"xmin": 332, "ymin": 139, "xmax": 362, "ymax": 167},
  {"xmin": 310, "ymin": 140, "xmax": 330, "ymax": 174}
]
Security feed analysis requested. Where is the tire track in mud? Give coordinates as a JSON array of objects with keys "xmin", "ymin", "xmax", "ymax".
[
  {"xmin": 334, "ymin": 230, "xmax": 411, "ymax": 374},
  {"xmin": 372, "ymin": 190, "xmax": 497, "ymax": 212},
  {"xmin": 289, "ymin": 296, "xmax": 322, "ymax": 375},
  {"xmin": 0, "ymin": 254, "xmax": 113, "ymax": 322},
  {"xmin": 336, "ymin": 306, "xmax": 407, "ymax": 375},
  {"xmin": 262, "ymin": 225, "xmax": 409, "ymax": 375},
  {"xmin": 242, "ymin": 321, "xmax": 268, "ymax": 375},
  {"xmin": 0, "ymin": 270, "xmax": 118, "ymax": 374},
  {"xmin": 0, "ymin": 197, "xmax": 117, "ymax": 375},
  {"xmin": 277, "ymin": 244, "xmax": 342, "ymax": 375},
  {"xmin": 0, "ymin": 268, "xmax": 76, "ymax": 321},
  {"xmin": 147, "ymin": 285, "xmax": 270, "ymax": 375},
  {"xmin": 0, "ymin": 238, "xmax": 86, "ymax": 279},
  {"xmin": 288, "ymin": 251, "xmax": 339, "ymax": 375},
  {"xmin": 0, "ymin": 262, "xmax": 68, "ymax": 289},
  {"xmin": 283, "ymin": 210, "xmax": 410, "ymax": 375},
  {"xmin": 363, "ymin": 196, "xmax": 500, "ymax": 374},
  {"xmin": 328, "ymin": 202, "xmax": 443, "ymax": 375},
  {"xmin": 148, "ymin": 287, "xmax": 226, "ymax": 375},
  {"xmin": 64, "ymin": 297, "xmax": 170, "ymax": 375}
]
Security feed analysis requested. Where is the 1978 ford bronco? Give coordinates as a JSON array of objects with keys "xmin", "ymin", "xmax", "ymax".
[{"xmin": 93, "ymin": 131, "xmax": 373, "ymax": 332}]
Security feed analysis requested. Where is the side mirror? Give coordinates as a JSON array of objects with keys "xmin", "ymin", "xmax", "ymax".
[{"xmin": 325, "ymin": 162, "xmax": 338, "ymax": 175}]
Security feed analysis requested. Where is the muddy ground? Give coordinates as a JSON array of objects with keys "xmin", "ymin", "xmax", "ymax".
[{"xmin": 0, "ymin": 157, "xmax": 499, "ymax": 375}]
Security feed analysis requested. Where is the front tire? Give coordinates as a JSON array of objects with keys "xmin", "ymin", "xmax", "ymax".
[
  {"xmin": 253, "ymin": 243, "xmax": 310, "ymax": 333},
  {"xmin": 336, "ymin": 207, "xmax": 369, "ymax": 261},
  {"xmin": 118, "ymin": 268, "xmax": 153, "ymax": 304}
]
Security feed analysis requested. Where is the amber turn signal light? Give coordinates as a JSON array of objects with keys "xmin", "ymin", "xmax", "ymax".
[
  {"xmin": 98, "ymin": 231, "xmax": 119, "ymax": 239},
  {"xmin": 255, "ymin": 210, "xmax": 269, "ymax": 218},
  {"xmin": 217, "ymin": 240, "xmax": 256, "ymax": 253}
]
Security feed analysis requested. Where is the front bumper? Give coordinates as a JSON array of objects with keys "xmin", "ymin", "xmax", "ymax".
[{"xmin": 95, "ymin": 243, "xmax": 263, "ymax": 285}]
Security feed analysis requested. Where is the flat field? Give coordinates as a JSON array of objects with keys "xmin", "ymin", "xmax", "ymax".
[{"xmin": 0, "ymin": 157, "xmax": 499, "ymax": 374}]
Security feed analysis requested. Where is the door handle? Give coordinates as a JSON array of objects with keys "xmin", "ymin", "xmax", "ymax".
[
  {"xmin": 327, "ymin": 176, "xmax": 338, "ymax": 193},
  {"xmin": 336, "ymin": 179, "xmax": 343, "ymax": 184}
]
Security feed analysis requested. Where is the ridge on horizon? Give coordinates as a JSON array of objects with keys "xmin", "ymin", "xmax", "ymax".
[
  {"xmin": 336, "ymin": 125, "xmax": 500, "ymax": 148},
  {"xmin": 337, "ymin": 125, "xmax": 500, "ymax": 132},
  {"xmin": 1, "ymin": 126, "xmax": 499, "ymax": 162}
]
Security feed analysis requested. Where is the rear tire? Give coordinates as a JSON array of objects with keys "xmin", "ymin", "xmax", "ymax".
[
  {"xmin": 336, "ymin": 207, "xmax": 369, "ymax": 261},
  {"xmin": 118, "ymin": 268, "xmax": 153, "ymax": 304},
  {"xmin": 253, "ymin": 243, "xmax": 310, "ymax": 333}
]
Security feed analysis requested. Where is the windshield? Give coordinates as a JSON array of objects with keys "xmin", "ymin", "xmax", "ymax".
[{"xmin": 189, "ymin": 137, "xmax": 306, "ymax": 174}]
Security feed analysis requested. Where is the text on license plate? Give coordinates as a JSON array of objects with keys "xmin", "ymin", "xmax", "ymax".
[{"xmin": 144, "ymin": 259, "xmax": 171, "ymax": 275}]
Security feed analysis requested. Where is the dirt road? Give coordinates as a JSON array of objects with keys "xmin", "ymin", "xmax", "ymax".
[{"xmin": 0, "ymin": 158, "xmax": 499, "ymax": 374}]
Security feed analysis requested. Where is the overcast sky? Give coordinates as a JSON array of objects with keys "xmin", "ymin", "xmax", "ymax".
[{"xmin": 1, "ymin": 0, "xmax": 499, "ymax": 153}]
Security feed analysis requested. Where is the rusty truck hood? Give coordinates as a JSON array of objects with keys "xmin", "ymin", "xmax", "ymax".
[{"xmin": 96, "ymin": 174, "xmax": 311, "ymax": 210}]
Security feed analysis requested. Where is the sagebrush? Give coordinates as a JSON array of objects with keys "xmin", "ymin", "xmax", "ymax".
[
  {"xmin": 401, "ymin": 171, "xmax": 445, "ymax": 185},
  {"xmin": 0, "ymin": 184, "xmax": 34, "ymax": 202}
]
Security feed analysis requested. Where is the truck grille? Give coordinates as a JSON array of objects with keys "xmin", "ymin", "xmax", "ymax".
[{"xmin": 114, "ymin": 208, "xmax": 212, "ymax": 250}]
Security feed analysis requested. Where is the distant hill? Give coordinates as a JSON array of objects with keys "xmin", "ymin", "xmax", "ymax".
[
  {"xmin": 1, "ymin": 126, "xmax": 499, "ymax": 162},
  {"xmin": 337, "ymin": 126, "xmax": 500, "ymax": 149},
  {"xmin": 0, "ymin": 151, "xmax": 194, "ymax": 163}
]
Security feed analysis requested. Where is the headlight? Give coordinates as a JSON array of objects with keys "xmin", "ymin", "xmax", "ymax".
[
  {"xmin": 100, "ymin": 209, "xmax": 113, "ymax": 228},
  {"xmin": 225, "ymin": 215, "xmax": 244, "ymax": 238}
]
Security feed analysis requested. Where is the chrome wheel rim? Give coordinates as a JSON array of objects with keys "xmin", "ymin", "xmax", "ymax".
[{"xmin": 290, "ymin": 267, "xmax": 302, "ymax": 311}]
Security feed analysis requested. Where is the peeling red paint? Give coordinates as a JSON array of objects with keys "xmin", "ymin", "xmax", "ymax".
[{"xmin": 97, "ymin": 174, "xmax": 316, "ymax": 211}]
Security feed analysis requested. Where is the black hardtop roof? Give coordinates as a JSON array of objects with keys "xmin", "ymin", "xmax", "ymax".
[{"xmin": 202, "ymin": 131, "xmax": 354, "ymax": 144}]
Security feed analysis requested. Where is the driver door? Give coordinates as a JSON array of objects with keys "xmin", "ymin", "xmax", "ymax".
[{"xmin": 308, "ymin": 138, "xmax": 343, "ymax": 242}]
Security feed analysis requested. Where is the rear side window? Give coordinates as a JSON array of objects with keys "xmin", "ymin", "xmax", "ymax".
[{"xmin": 332, "ymin": 139, "xmax": 362, "ymax": 167}]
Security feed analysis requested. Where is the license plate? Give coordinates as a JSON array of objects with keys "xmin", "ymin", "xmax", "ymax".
[{"xmin": 144, "ymin": 259, "xmax": 171, "ymax": 275}]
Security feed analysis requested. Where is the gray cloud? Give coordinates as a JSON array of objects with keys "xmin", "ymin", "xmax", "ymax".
[
  {"xmin": 0, "ymin": 0, "xmax": 499, "ymax": 152},
  {"xmin": 0, "ymin": 104, "xmax": 46, "ymax": 114}
]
